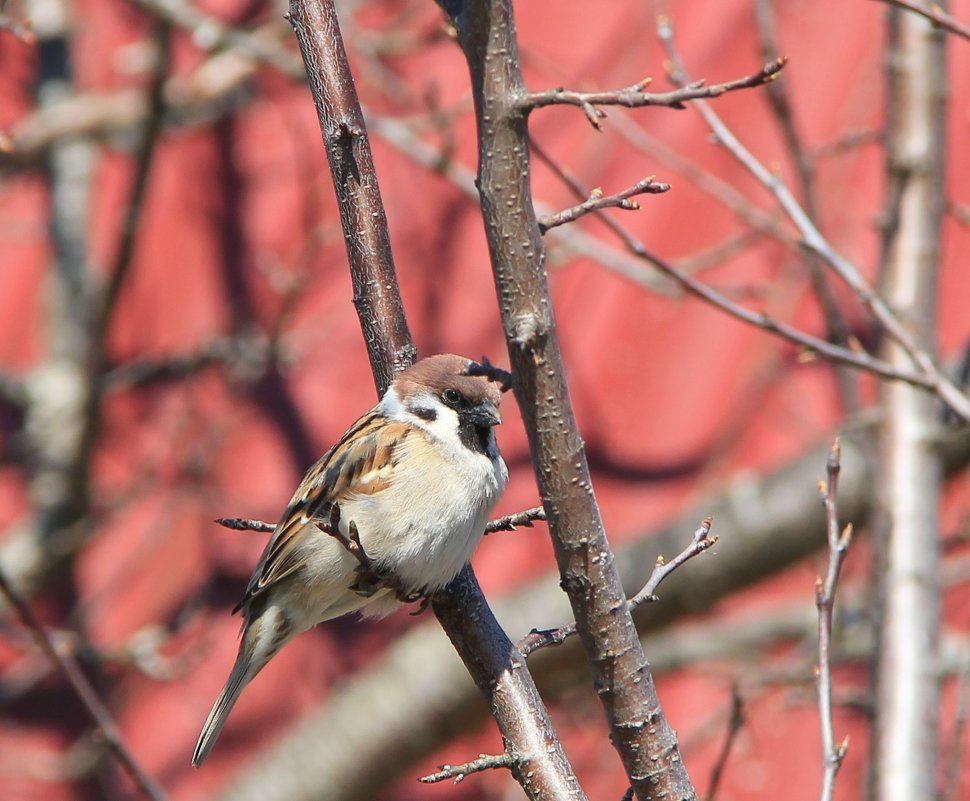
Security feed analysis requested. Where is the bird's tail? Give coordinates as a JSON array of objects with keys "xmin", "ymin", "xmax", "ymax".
[{"xmin": 192, "ymin": 606, "xmax": 291, "ymax": 767}]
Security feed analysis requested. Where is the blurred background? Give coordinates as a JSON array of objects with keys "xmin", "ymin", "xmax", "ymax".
[{"xmin": 1, "ymin": 0, "xmax": 969, "ymax": 799}]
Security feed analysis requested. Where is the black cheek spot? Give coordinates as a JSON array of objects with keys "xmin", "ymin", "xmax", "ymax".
[{"xmin": 413, "ymin": 406, "xmax": 437, "ymax": 422}]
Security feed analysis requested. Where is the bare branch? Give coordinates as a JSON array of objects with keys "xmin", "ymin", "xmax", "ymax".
[
  {"xmin": 656, "ymin": 16, "xmax": 970, "ymax": 423},
  {"xmin": 753, "ymin": 0, "xmax": 862, "ymax": 418},
  {"xmin": 128, "ymin": 0, "xmax": 304, "ymax": 78},
  {"xmin": 588, "ymin": 224, "xmax": 930, "ymax": 387},
  {"xmin": 704, "ymin": 687, "xmax": 745, "ymax": 801},
  {"xmin": 287, "ymin": 0, "xmax": 414, "ymax": 391},
  {"xmin": 528, "ymin": 140, "xmax": 938, "ymax": 390},
  {"xmin": 214, "ymin": 516, "xmax": 274, "ymax": 532},
  {"xmin": 485, "ymin": 506, "xmax": 546, "ymax": 534},
  {"xmin": 536, "ymin": 178, "xmax": 669, "ymax": 234},
  {"xmin": 441, "ymin": 0, "xmax": 698, "ymax": 795},
  {"xmin": 872, "ymin": 8, "xmax": 947, "ymax": 800},
  {"xmin": 216, "ymin": 506, "xmax": 548, "ymax": 537},
  {"xmin": 520, "ymin": 56, "xmax": 787, "ymax": 126},
  {"xmin": 0, "ymin": 566, "xmax": 169, "ymax": 801},
  {"xmin": 628, "ymin": 517, "xmax": 717, "ymax": 606},
  {"xmin": 283, "ymin": 2, "xmax": 586, "ymax": 799},
  {"xmin": 520, "ymin": 518, "xmax": 716, "ymax": 657},
  {"xmin": 95, "ymin": 21, "xmax": 171, "ymax": 336},
  {"xmin": 418, "ymin": 753, "xmax": 513, "ymax": 784},
  {"xmin": 874, "ymin": 0, "xmax": 970, "ymax": 41},
  {"xmin": 816, "ymin": 439, "xmax": 852, "ymax": 801}
]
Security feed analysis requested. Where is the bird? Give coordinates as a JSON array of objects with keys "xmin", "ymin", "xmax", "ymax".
[{"xmin": 192, "ymin": 354, "xmax": 509, "ymax": 766}]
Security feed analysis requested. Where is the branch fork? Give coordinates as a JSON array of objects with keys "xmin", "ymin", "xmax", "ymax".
[
  {"xmin": 519, "ymin": 518, "xmax": 716, "ymax": 656},
  {"xmin": 537, "ymin": 177, "xmax": 670, "ymax": 234}
]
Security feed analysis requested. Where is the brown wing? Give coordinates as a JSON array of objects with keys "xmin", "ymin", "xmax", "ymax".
[{"xmin": 232, "ymin": 408, "xmax": 415, "ymax": 614}]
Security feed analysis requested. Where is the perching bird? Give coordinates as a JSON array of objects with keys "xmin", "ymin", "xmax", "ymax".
[{"xmin": 193, "ymin": 354, "xmax": 508, "ymax": 766}]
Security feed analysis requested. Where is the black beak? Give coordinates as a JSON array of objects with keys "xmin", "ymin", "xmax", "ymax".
[{"xmin": 465, "ymin": 399, "xmax": 501, "ymax": 428}]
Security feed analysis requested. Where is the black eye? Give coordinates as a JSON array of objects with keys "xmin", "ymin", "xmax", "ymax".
[{"xmin": 443, "ymin": 389, "xmax": 462, "ymax": 405}]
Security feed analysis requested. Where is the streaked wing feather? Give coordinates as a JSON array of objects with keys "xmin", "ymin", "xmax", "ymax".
[{"xmin": 233, "ymin": 410, "xmax": 414, "ymax": 613}]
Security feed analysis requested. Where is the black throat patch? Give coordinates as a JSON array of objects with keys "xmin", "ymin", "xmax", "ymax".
[{"xmin": 457, "ymin": 418, "xmax": 494, "ymax": 456}]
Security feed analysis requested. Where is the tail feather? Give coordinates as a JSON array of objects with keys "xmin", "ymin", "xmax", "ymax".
[
  {"xmin": 192, "ymin": 658, "xmax": 253, "ymax": 767},
  {"xmin": 193, "ymin": 606, "xmax": 292, "ymax": 767}
]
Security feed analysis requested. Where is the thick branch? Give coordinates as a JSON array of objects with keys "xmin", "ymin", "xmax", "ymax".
[
  {"xmin": 284, "ymin": 2, "xmax": 585, "ymax": 799},
  {"xmin": 286, "ymin": 0, "xmax": 414, "ymax": 390},
  {"xmin": 872, "ymin": 8, "xmax": 947, "ymax": 801},
  {"xmin": 440, "ymin": 1, "xmax": 696, "ymax": 798}
]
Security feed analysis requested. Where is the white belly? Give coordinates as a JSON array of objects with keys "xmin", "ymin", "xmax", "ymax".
[{"xmin": 288, "ymin": 449, "xmax": 507, "ymax": 627}]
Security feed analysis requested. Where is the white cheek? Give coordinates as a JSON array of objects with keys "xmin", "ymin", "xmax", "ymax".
[{"xmin": 381, "ymin": 388, "xmax": 462, "ymax": 451}]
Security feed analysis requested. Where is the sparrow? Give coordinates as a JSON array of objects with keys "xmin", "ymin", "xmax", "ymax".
[{"xmin": 192, "ymin": 354, "xmax": 508, "ymax": 766}]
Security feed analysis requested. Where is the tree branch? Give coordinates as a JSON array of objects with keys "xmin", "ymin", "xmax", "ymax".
[
  {"xmin": 816, "ymin": 440, "xmax": 852, "ymax": 801},
  {"xmin": 209, "ymin": 422, "xmax": 970, "ymax": 801},
  {"xmin": 657, "ymin": 16, "xmax": 970, "ymax": 424},
  {"xmin": 0, "ymin": 566, "xmax": 168, "ymax": 801},
  {"xmin": 874, "ymin": 0, "xmax": 970, "ymax": 42},
  {"xmin": 536, "ymin": 177, "xmax": 669, "ymax": 234},
  {"xmin": 519, "ymin": 518, "xmax": 716, "ymax": 657},
  {"xmin": 439, "ymin": 1, "xmax": 698, "ymax": 798},
  {"xmin": 418, "ymin": 752, "xmax": 513, "ymax": 784},
  {"xmin": 520, "ymin": 56, "xmax": 787, "ymax": 127},
  {"xmin": 872, "ymin": 7, "xmax": 947, "ymax": 800},
  {"xmin": 282, "ymin": 1, "xmax": 585, "ymax": 799}
]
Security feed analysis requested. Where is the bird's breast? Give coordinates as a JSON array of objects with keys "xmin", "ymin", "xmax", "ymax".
[{"xmin": 340, "ymin": 448, "xmax": 507, "ymax": 592}]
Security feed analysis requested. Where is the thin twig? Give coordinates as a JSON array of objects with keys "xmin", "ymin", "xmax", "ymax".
[
  {"xmin": 529, "ymin": 139, "xmax": 934, "ymax": 390},
  {"xmin": 418, "ymin": 752, "xmax": 513, "ymax": 784},
  {"xmin": 536, "ymin": 178, "xmax": 669, "ymax": 233},
  {"xmin": 0, "ymin": 566, "xmax": 169, "ymax": 801},
  {"xmin": 97, "ymin": 21, "xmax": 171, "ymax": 333},
  {"xmin": 521, "ymin": 57, "xmax": 786, "ymax": 128},
  {"xmin": 657, "ymin": 16, "xmax": 970, "ymax": 424},
  {"xmin": 752, "ymin": 0, "xmax": 861, "ymax": 419},
  {"xmin": 629, "ymin": 518, "xmax": 717, "ymax": 606},
  {"xmin": 808, "ymin": 129, "xmax": 883, "ymax": 161},
  {"xmin": 874, "ymin": 0, "xmax": 970, "ymax": 41},
  {"xmin": 216, "ymin": 507, "xmax": 548, "ymax": 536},
  {"xmin": 601, "ymin": 230, "xmax": 929, "ymax": 388},
  {"xmin": 520, "ymin": 518, "xmax": 716, "ymax": 656},
  {"xmin": 816, "ymin": 439, "xmax": 852, "ymax": 801},
  {"xmin": 485, "ymin": 506, "xmax": 546, "ymax": 534},
  {"xmin": 705, "ymin": 686, "xmax": 745, "ymax": 801},
  {"xmin": 128, "ymin": 0, "xmax": 305, "ymax": 77},
  {"xmin": 214, "ymin": 516, "xmax": 275, "ymax": 532}
]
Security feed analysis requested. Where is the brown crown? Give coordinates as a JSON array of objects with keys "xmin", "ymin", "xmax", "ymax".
[{"xmin": 395, "ymin": 354, "xmax": 502, "ymax": 407}]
